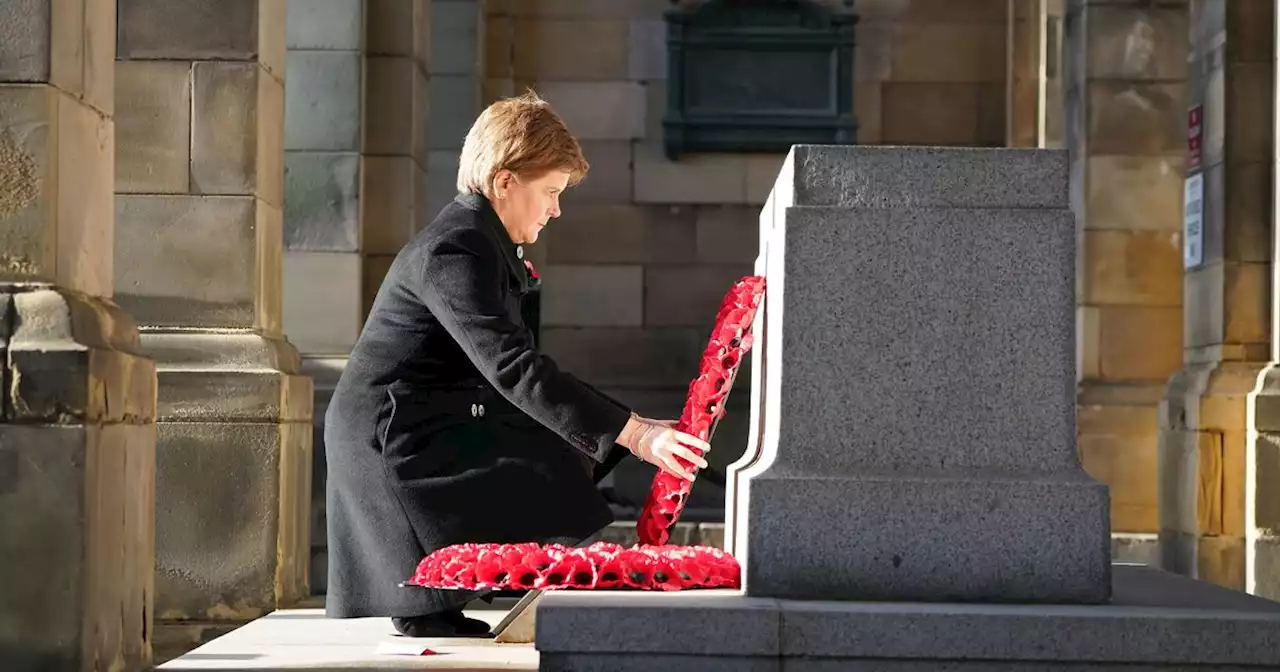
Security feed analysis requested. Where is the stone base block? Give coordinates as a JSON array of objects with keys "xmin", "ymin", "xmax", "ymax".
[
  {"xmin": 155, "ymin": 419, "xmax": 312, "ymax": 621},
  {"xmin": 1, "ymin": 285, "xmax": 159, "ymax": 672},
  {"xmin": 535, "ymin": 565, "xmax": 1280, "ymax": 671},
  {"xmin": 745, "ymin": 471, "xmax": 1111, "ymax": 603}
]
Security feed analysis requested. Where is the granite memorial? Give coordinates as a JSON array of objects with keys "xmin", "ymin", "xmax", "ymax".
[{"xmin": 534, "ymin": 145, "xmax": 1280, "ymax": 670}]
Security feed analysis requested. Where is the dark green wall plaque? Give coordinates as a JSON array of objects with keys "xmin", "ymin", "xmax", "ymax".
[{"xmin": 663, "ymin": 0, "xmax": 858, "ymax": 160}]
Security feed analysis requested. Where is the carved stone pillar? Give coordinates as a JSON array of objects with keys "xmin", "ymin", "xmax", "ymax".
[
  {"xmin": 1064, "ymin": 0, "xmax": 1189, "ymax": 561},
  {"xmin": 1159, "ymin": 0, "xmax": 1276, "ymax": 594},
  {"xmin": 0, "ymin": 1, "xmax": 158, "ymax": 669},
  {"xmin": 113, "ymin": 0, "xmax": 312, "ymax": 653}
]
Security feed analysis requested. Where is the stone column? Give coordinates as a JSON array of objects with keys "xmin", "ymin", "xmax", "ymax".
[
  {"xmin": 1007, "ymin": 0, "xmax": 1048, "ymax": 147},
  {"xmin": 1064, "ymin": 0, "xmax": 1188, "ymax": 564},
  {"xmin": 0, "ymin": 1, "xmax": 158, "ymax": 670},
  {"xmin": 113, "ymin": 0, "xmax": 312, "ymax": 652},
  {"xmin": 282, "ymin": 0, "xmax": 431, "ymax": 593},
  {"xmin": 1160, "ymin": 0, "xmax": 1276, "ymax": 594}
]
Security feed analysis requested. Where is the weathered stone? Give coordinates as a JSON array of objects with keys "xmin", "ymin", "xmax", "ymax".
[
  {"xmin": 81, "ymin": 0, "xmax": 114, "ymax": 114},
  {"xmin": 1084, "ymin": 154, "xmax": 1185, "ymax": 232},
  {"xmin": 0, "ymin": 0, "xmax": 53, "ymax": 83},
  {"xmin": 628, "ymin": 19, "xmax": 667, "ymax": 81},
  {"xmin": 564, "ymin": 140, "xmax": 633, "ymax": 205},
  {"xmin": 366, "ymin": 0, "xmax": 415, "ymax": 56},
  {"xmin": 426, "ymin": 150, "xmax": 459, "ymax": 216},
  {"xmin": 644, "ymin": 265, "xmax": 754, "ymax": 327},
  {"xmin": 0, "ymin": 86, "xmax": 58, "ymax": 284},
  {"xmin": 154, "ymin": 419, "xmax": 311, "ymax": 621},
  {"xmin": 364, "ymin": 56, "xmax": 422, "ymax": 157},
  {"xmin": 256, "ymin": 201, "xmax": 285, "ymax": 335},
  {"xmin": 891, "ymin": 22, "xmax": 1006, "ymax": 83},
  {"xmin": 430, "ymin": 0, "xmax": 481, "ymax": 76},
  {"xmin": 540, "ymin": 265, "xmax": 644, "ymax": 327},
  {"xmin": 257, "ymin": 66, "xmax": 285, "ymax": 209},
  {"xmin": 633, "ymin": 150, "xmax": 747, "ymax": 205},
  {"xmin": 540, "ymin": 81, "xmax": 645, "ymax": 140},
  {"xmin": 115, "ymin": 195, "xmax": 258, "ymax": 328},
  {"xmin": 513, "ymin": 18, "xmax": 629, "ymax": 80},
  {"xmin": 362, "ymin": 254, "xmax": 396, "ymax": 315},
  {"xmin": 427, "ymin": 74, "xmax": 481, "ymax": 151},
  {"xmin": 696, "ymin": 206, "xmax": 760, "ymax": 264},
  {"xmin": 880, "ymin": 82, "xmax": 983, "ymax": 146},
  {"xmin": 118, "ymin": 0, "xmax": 259, "ymax": 60},
  {"xmin": 0, "ymin": 286, "xmax": 157, "ymax": 672},
  {"xmin": 541, "ymin": 327, "xmax": 707, "ymax": 388},
  {"xmin": 115, "ymin": 61, "xmax": 192, "ymax": 194},
  {"xmin": 283, "ymin": 152, "xmax": 360, "ymax": 252},
  {"xmin": 545, "ymin": 204, "xmax": 697, "ymax": 265},
  {"xmin": 285, "ymin": 0, "xmax": 362, "ymax": 50},
  {"xmin": 361, "ymin": 156, "xmax": 415, "ymax": 255},
  {"xmin": 1085, "ymin": 5, "xmax": 1189, "ymax": 81},
  {"xmin": 283, "ymin": 51, "xmax": 362, "ymax": 151},
  {"xmin": 0, "ymin": 84, "xmax": 115, "ymax": 296},
  {"xmin": 191, "ymin": 62, "xmax": 260, "ymax": 196},
  {"xmin": 1086, "ymin": 81, "xmax": 1187, "ymax": 155},
  {"xmin": 282, "ymin": 251, "xmax": 363, "ymax": 354}
]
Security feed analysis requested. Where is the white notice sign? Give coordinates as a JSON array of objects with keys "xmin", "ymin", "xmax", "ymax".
[{"xmin": 1184, "ymin": 173, "xmax": 1204, "ymax": 269}]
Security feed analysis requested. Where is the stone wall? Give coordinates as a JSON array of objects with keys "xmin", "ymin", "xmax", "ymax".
[
  {"xmin": 1160, "ymin": 0, "xmax": 1276, "ymax": 594},
  {"xmin": 1065, "ymin": 0, "xmax": 1189, "ymax": 558},
  {"xmin": 477, "ymin": 0, "xmax": 1012, "ymax": 511},
  {"xmin": 0, "ymin": 1, "xmax": 159, "ymax": 670},
  {"xmin": 114, "ymin": 0, "xmax": 313, "ymax": 656}
]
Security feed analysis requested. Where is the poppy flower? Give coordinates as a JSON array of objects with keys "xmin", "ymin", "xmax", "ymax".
[
  {"xmin": 619, "ymin": 552, "xmax": 655, "ymax": 589},
  {"xmin": 594, "ymin": 555, "xmax": 626, "ymax": 589},
  {"xmin": 474, "ymin": 550, "xmax": 508, "ymax": 588},
  {"xmin": 647, "ymin": 556, "xmax": 687, "ymax": 592},
  {"xmin": 550, "ymin": 550, "xmax": 598, "ymax": 589}
]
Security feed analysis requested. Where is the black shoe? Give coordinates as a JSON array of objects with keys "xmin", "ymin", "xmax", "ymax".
[
  {"xmin": 391, "ymin": 615, "xmax": 456, "ymax": 638},
  {"xmin": 442, "ymin": 609, "xmax": 493, "ymax": 637}
]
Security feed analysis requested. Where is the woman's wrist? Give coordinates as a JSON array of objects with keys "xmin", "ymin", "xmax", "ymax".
[{"xmin": 618, "ymin": 413, "xmax": 646, "ymax": 454}]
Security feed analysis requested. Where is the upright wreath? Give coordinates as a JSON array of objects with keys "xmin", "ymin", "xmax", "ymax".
[{"xmin": 406, "ymin": 276, "xmax": 766, "ymax": 592}]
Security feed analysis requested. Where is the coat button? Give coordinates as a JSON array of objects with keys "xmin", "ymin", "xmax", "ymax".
[
  {"xmin": 477, "ymin": 404, "xmax": 486, "ymax": 417},
  {"xmin": 516, "ymin": 246, "xmax": 524, "ymax": 259},
  {"xmin": 470, "ymin": 403, "xmax": 478, "ymax": 417}
]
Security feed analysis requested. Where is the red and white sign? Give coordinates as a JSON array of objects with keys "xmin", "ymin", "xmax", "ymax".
[{"xmin": 1188, "ymin": 105, "xmax": 1203, "ymax": 169}]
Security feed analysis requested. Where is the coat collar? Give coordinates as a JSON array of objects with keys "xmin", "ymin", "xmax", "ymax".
[{"xmin": 455, "ymin": 192, "xmax": 530, "ymax": 293}]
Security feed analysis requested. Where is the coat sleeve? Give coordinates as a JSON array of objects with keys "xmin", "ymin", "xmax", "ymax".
[{"xmin": 417, "ymin": 227, "xmax": 633, "ymax": 463}]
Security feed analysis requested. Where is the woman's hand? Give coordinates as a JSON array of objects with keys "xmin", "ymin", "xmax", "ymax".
[{"xmin": 618, "ymin": 414, "xmax": 710, "ymax": 481}]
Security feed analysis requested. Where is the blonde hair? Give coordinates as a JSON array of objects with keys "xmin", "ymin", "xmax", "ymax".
[{"xmin": 456, "ymin": 90, "xmax": 589, "ymax": 196}]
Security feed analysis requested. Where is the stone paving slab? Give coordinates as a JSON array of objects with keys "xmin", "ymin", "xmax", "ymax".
[{"xmin": 160, "ymin": 607, "xmax": 536, "ymax": 671}]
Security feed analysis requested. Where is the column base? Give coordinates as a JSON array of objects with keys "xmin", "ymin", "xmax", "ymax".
[
  {"xmin": 1077, "ymin": 380, "xmax": 1166, "ymax": 534},
  {"xmin": 744, "ymin": 469, "xmax": 1111, "ymax": 603},
  {"xmin": 142, "ymin": 331, "xmax": 313, "ymax": 625},
  {"xmin": 1158, "ymin": 359, "xmax": 1268, "ymax": 592},
  {"xmin": 0, "ymin": 285, "xmax": 158, "ymax": 672}
]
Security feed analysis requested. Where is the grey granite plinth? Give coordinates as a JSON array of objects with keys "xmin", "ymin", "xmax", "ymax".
[
  {"xmin": 535, "ymin": 565, "xmax": 1280, "ymax": 671},
  {"xmin": 747, "ymin": 471, "xmax": 1110, "ymax": 603},
  {"xmin": 727, "ymin": 145, "xmax": 1110, "ymax": 603}
]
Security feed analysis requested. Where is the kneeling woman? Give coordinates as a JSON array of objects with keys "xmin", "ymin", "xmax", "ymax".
[{"xmin": 323, "ymin": 91, "xmax": 708, "ymax": 637}]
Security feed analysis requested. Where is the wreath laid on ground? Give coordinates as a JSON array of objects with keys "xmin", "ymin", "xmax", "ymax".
[{"xmin": 407, "ymin": 276, "xmax": 766, "ymax": 592}]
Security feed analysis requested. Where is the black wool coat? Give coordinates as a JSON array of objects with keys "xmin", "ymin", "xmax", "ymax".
[{"xmin": 323, "ymin": 192, "xmax": 633, "ymax": 619}]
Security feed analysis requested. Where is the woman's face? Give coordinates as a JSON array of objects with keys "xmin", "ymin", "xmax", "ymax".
[{"xmin": 491, "ymin": 168, "xmax": 570, "ymax": 245}]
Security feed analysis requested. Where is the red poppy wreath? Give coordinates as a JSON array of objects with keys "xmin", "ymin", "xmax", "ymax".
[{"xmin": 406, "ymin": 276, "xmax": 766, "ymax": 592}]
